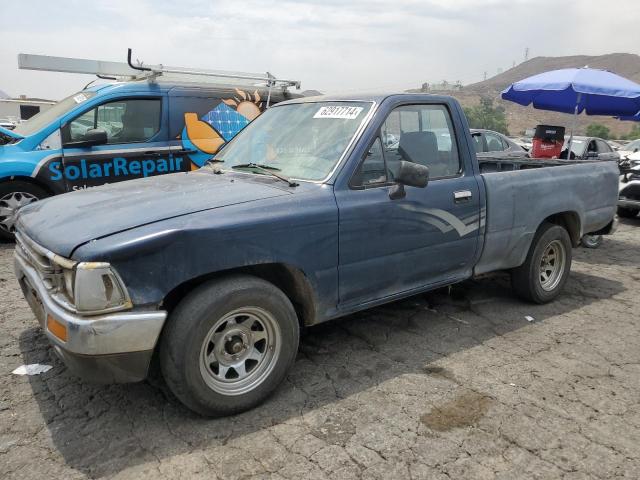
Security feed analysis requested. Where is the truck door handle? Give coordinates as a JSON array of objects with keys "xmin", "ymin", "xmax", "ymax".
[{"xmin": 454, "ymin": 190, "xmax": 472, "ymax": 203}]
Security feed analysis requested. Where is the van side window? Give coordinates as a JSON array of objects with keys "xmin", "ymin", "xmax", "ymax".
[
  {"xmin": 381, "ymin": 104, "xmax": 460, "ymax": 179},
  {"xmin": 63, "ymin": 99, "xmax": 161, "ymax": 145}
]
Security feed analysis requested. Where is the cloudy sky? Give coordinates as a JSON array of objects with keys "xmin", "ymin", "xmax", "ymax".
[{"xmin": 1, "ymin": 0, "xmax": 638, "ymax": 100}]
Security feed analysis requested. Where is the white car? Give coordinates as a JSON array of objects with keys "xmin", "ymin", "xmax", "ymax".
[
  {"xmin": 0, "ymin": 118, "xmax": 16, "ymax": 131},
  {"xmin": 618, "ymin": 139, "xmax": 640, "ymax": 160}
]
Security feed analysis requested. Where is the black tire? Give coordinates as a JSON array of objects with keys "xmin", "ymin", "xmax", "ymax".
[
  {"xmin": 160, "ymin": 274, "xmax": 299, "ymax": 417},
  {"xmin": 0, "ymin": 181, "xmax": 48, "ymax": 241},
  {"xmin": 511, "ymin": 223, "xmax": 572, "ymax": 304},
  {"xmin": 617, "ymin": 206, "xmax": 639, "ymax": 218},
  {"xmin": 580, "ymin": 234, "xmax": 603, "ymax": 249}
]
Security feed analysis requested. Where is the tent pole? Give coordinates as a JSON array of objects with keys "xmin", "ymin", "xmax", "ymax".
[{"xmin": 566, "ymin": 92, "xmax": 581, "ymax": 159}]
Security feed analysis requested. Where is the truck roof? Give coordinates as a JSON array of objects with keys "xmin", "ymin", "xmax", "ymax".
[{"xmin": 277, "ymin": 92, "xmax": 456, "ymax": 105}]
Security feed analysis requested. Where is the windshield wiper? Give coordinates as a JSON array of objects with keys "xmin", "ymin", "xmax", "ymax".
[{"xmin": 231, "ymin": 163, "xmax": 299, "ymax": 187}]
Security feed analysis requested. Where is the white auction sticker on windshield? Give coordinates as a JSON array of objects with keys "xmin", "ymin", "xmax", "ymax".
[
  {"xmin": 73, "ymin": 93, "xmax": 89, "ymax": 104},
  {"xmin": 313, "ymin": 106, "xmax": 363, "ymax": 119}
]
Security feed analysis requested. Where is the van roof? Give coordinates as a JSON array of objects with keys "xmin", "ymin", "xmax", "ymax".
[{"xmin": 85, "ymin": 79, "xmax": 298, "ymax": 97}]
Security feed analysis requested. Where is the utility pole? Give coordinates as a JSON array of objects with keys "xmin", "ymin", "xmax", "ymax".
[
  {"xmin": 524, "ymin": 47, "xmax": 530, "ymax": 62},
  {"xmin": 483, "ymin": 71, "xmax": 487, "ymax": 81}
]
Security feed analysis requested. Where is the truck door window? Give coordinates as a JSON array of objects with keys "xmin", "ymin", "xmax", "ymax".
[
  {"xmin": 381, "ymin": 104, "xmax": 460, "ymax": 179},
  {"xmin": 63, "ymin": 98, "xmax": 161, "ymax": 145}
]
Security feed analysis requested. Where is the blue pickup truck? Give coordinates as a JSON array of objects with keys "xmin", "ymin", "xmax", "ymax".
[
  {"xmin": 13, "ymin": 93, "xmax": 618, "ymax": 416},
  {"xmin": 0, "ymin": 80, "xmax": 293, "ymax": 240}
]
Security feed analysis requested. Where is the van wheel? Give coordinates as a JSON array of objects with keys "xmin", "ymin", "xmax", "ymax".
[
  {"xmin": 511, "ymin": 223, "xmax": 572, "ymax": 304},
  {"xmin": 0, "ymin": 181, "xmax": 48, "ymax": 241},
  {"xmin": 580, "ymin": 234, "xmax": 603, "ymax": 249},
  {"xmin": 617, "ymin": 206, "xmax": 638, "ymax": 218},
  {"xmin": 160, "ymin": 275, "xmax": 299, "ymax": 417}
]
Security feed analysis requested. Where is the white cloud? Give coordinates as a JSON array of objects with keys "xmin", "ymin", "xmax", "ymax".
[{"xmin": 1, "ymin": 0, "xmax": 638, "ymax": 100}]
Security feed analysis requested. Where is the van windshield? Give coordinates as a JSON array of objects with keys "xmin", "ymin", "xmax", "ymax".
[
  {"xmin": 13, "ymin": 91, "xmax": 96, "ymax": 137},
  {"xmin": 216, "ymin": 102, "xmax": 373, "ymax": 181}
]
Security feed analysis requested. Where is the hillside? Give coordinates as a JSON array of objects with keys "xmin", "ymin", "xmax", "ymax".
[
  {"xmin": 466, "ymin": 53, "xmax": 640, "ymax": 93},
  {"xmin": 428, "ymin": 53, "xmax": 640, "ymax": 137}
]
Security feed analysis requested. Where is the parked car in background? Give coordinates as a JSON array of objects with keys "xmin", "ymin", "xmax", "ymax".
[
  {"xmin": 617, "ymin": 139, "xmax": 640, "ymax": 160},
  {"xmin": 0, "ymin": 118, "xmax": 16, "ymax": 130},
  {"xmin": 14, "ymin": 93, "xmax": 618, "ymax": 416},
  {"xmin": 510, "ymin": 136, "xmax": 533, "ymax": 151},
  {"xmin": 560, "ymin": 136, "xmax": 620, "ymax": 161},
  {"xmin": 618, "ymin": 152, "xmax": 640, "ymax": 219},
  {"xmin": 471, "ymin": 129, "xmax": 529, "ymax": 159}
]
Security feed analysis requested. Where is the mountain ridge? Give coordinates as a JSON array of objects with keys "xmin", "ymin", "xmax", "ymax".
[{"xmin": 414, "ymin": 53, "xmax": 640, "ymax": 137}]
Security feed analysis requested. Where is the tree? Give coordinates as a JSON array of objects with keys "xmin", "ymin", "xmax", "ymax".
[
  {"xmin": 463, "ymin": 97, "xmax": 509, "ymax": 135},
  {"xmin": 585, "ymin": 123, "xmax": 610, "ymax": 139}
]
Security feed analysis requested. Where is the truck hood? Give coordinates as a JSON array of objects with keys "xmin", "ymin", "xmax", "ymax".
[{"xmin": 17, "ymin": 170, "xmax": 292, "ymax": 257}]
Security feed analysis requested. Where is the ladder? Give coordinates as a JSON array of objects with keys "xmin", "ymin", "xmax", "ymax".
[{"xmin": 18, "ymin": 48, "xmax": 301, "ymax": 91}]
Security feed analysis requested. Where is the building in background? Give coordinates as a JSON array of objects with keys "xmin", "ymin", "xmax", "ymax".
[{"xmin": 0, "ymin": 92, "xmax": 56, "ymax": 123}]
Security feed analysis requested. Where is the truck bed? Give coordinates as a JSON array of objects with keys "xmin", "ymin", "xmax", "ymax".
[
  {"xmin": 478, "ymin": 157, "xmax": 604, "ymax": 173},
  {"xmin": 474, "ymin": 159, "xmax": 619, "ymax": 275}
]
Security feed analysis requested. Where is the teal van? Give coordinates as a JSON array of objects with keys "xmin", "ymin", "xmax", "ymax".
[{"xmin": 0, "ymin": 54, "xmax": 300, "ymax": 239}]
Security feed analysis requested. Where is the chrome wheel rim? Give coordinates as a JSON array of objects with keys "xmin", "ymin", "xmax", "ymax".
[
  {"xmin": 539, "ymin": 240, "xmax": 566, "ymax": 291},
  {"xmin": 0, "ymin": 192, "xmax": 39, "ymax": 234},
  {"xmin": 582, "ymin": 234, "xmax": 602, "ymax": 247},
  {"xmin": 199, "ymin": 307, "xmax": 281, "ymax": 395}
]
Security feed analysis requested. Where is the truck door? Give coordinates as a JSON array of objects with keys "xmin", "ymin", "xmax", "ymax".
[
  {"xmin": 60, "ymin": 97, "xmax": 184, "ymax": 191},
  {"xmin": 335, "ymin": 103, "xmax": 481, "ymax": 308}
]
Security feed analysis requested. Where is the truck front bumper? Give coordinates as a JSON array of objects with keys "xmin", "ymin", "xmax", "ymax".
[{"xmin": 14, "ymin": 253, "xmax": 167, "ymax": 383}]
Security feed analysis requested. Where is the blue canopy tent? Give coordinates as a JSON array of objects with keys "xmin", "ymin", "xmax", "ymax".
[
  {"xmin": 502, "ymin": 67, "xmax": 640, "ymax": 156},
  {"xmin": 616, "ymin": 113, "xmax": 640, "ymax": 121}
]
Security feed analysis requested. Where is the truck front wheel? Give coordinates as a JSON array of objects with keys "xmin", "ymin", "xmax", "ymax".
[
  {"xmin": 0, "ymin": 181, "xmax": 48, "ymax": 241},
  {"xmin": 160, "ymin": 275, "xmax": 300, "ymax": 417},
  {"xmin": 511, "ymin": 223, "xmax": 572, "ymax": 304}
]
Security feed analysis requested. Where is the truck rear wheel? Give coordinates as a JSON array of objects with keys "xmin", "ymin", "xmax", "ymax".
[
  {"xmin": 617, "ymin": 206, "xmax": 638, "ymax": 218},
  {"xmin": 0, "ymin": 181, "xmax": 48, "ymax": 241},
  {"xmin": 511, "ymin": 223, "xmax": 572, "ymax": 304},
  {"xmin": 160, "ymin": 275, "xmax": 299, "ymax": 417}
]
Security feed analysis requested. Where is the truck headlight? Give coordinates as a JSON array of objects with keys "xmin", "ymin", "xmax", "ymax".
[{"xmin": 73, "ymin": 262, "xmax": 132, "ymax": 314}]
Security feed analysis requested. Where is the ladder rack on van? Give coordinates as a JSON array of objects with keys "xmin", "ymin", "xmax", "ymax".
[{"xmin": 18, "ymin": 49, "xmax": 301, "ymax": 91}]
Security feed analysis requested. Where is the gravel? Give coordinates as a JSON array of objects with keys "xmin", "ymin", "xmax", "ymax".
[{"xmin": 1, "ymin": 220, "xmax": 639, "ymax": 479}]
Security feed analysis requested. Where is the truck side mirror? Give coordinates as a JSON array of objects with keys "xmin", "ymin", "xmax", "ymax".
[{"xmin": 389, "ymin": 161, "xmax": 429, "ymax": 200}]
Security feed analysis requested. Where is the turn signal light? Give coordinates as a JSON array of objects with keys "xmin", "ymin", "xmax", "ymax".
[{"xmin": 47, "ymin": 314, "xmax": 68, "ymax": 342}]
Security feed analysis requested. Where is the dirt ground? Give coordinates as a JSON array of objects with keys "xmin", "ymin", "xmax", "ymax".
[{"xmin": 1, "ymin": 220, "xmax": 639, "ymax": 480}]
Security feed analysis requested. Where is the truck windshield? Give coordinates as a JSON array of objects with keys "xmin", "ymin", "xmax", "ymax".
[
  {"xmin": 216, "ymin": 102, "xmax": 373, "ymax": 181},
  {"xmin": 13, "ymin": 91, "xmax": 96, "ymax": 137}
]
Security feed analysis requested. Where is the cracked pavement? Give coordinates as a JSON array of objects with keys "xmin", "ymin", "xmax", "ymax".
[{"xmin": 1, "ymin": 220, "xmax": 639, "ymax": 479}]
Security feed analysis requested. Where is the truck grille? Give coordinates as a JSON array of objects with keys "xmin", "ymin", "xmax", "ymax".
[{"xmin": 15, "ymin": 232, "xmax": 73, "ymax": 303}]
